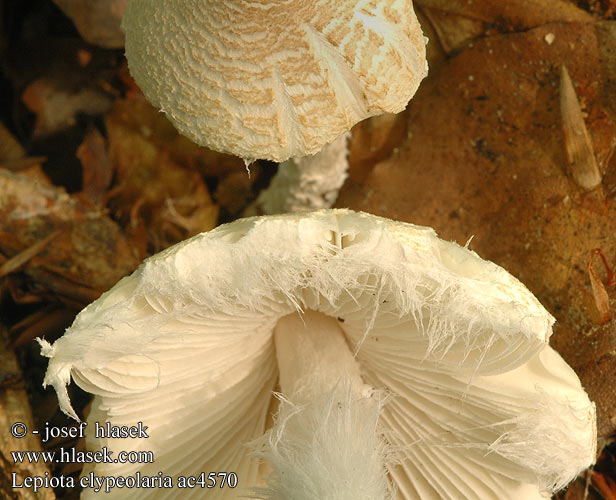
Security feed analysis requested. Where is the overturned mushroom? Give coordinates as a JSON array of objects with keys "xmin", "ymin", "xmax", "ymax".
[
  {"xmin": 40, "ymin": 209, "xmax": 595, "ymax": 499},
  {"xmin": 121, "ymin": 0, "xmax": 428, "ymax": 212}
]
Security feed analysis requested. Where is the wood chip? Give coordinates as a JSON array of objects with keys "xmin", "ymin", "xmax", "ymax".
[{"xmin": 560, "ymin": 65, "xmax": 602, "ymax": 190}]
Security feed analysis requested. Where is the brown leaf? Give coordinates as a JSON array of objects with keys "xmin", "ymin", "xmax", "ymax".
[
  {"xmin": 416, "ymin": 0, "xmax": 593, "ymax": 24},
  {"xmin": 0, "ymin": 123, "xmax": 49, "ymax": 183},
  {"xmin": 105, "ymin": 99, "xmax": 220, "ymax": 250},
  {"xmin": 592, "ymin": 471, "xmax": 616, "ymax": 500},
  {"xmin": 8, "ymin": 306, "xmax": 75, "ymax": 349},
  {"xmin": 22, "ymin": 78, "xmax": 112, "ymax": 138},
  {"xmin": 348, "ymin": 113, "xmax": 407, "ymax": 184},
  {"xmin": 416, "ymin": 0, "xmax": 594, "ymax": 54},
  {"xmin": 0, "ymin": 122, "xmax": 26, "ymax": 162},
  {"xmin": 419, "ymin": 7, "xmax": 486, "ymax": 54},
  {"xmin": 0, "ymin": 157, "xmax": 47, "ymax": 172},
  {"xmin": 588, "ymin": 249, "xmax": 615, "ymax": 324},
  {"xmin": 0, "ymin": 169, "xmax": 139, "ymax": 298},
  {"xmin": 338, "ymin": 21, "xmax": 616, "ymax": 437},
  {"xmin": 214, "ymin": 169, "xmax": 260, "ymax": 216},
  {"xmin": 52, "ymin": 0, "xmax": 127, "ymax": 48},
  {"xmin": 76, "ymin": 126, "xmax": 113, "ymax": 206}
]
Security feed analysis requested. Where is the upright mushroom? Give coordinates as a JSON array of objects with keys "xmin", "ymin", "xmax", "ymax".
[
  {"xmin": 40, "ymin": 209, "xmax": 595, "ymax": 499},
  {"xmin": 121, "ymin": 0, "xmax": 428, "ymax": 212}
]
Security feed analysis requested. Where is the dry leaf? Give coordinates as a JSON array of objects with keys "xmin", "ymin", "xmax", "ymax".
[
  {"xmin": 348, "ymin": 113, "xmax": 408, "ymax": 184},
  {"xmin": 0, "ymin": 122, "xmax": 26, "ymax": 162},
  {"xmin": 214, "ymin": 168, "xmax": 261, "ymax": 216},
  {"xmin": 52, "ymin": 0, "xmax": 127, "ymax": 48},
  {"xmin": 76, "ymin": 126, "xmax": 113, "ymax": 206},
  {"xmin": 0, "ymin": 169, "xmax": 139, "ymax": 300},
  {"xmin": 105, "ymin": 99, "xmax": 219, "ymax": 250},
  {"xmin": 22, "ymin": 78, "xmax": 112, "ymax": 138},
  {"xmin": 416, "ymin": 0, "xmax": 594, "ymax": 55},
  {"xmin": 0, "ymin": 123, "xmax": 49, "ymax": 182},
  {"xmin": 338, "ymin": 21, "xmax": 616, "ymax": 437},
  {"xmin": 591, "ymin": 471, "xmax": 616, "ymax": 500}
]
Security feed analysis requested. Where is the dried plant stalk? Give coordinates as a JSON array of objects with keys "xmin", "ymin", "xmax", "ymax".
[
  {"xmin": 588, "ymin": 249, "xmax": 613, "ymax": 325},
  {"xmin": 560, "ymin": 65, "xmax": 602, "ymax": 190},
  {"xmin": 0, "ymin": 231, "xmax": 60, "ymax": 278},
  {"xmin": 590, "ymin": 471, "xmax": 616, "ymax": 500}
]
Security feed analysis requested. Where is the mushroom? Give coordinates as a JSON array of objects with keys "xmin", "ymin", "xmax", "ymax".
[
  {"xmin": 254, "ymin": 132, "xmax": 352, "ymax": 214},
  {"xmin": 39, "ymin": 209, "xmax": 595, "ymax": 499},
  {"xmin": 121, "ymin": 0, "xmax": 428, "ymax": 212}
]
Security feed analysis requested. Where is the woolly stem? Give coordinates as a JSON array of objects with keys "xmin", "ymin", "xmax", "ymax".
[
  {"xmin": 255, "ymin": 133, "xmax": 350, "ymax": 214},
  {"xmin": 249, "ymin": 310, "xmax": 390, "ymax": 500}
]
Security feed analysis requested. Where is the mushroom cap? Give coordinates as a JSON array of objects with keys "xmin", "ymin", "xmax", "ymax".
[
  {"xmin": 39, "ymin": 209, "xmax": 595, "ymax": 499},
  {"xmin": 121, "ymin": 0, "xmax": 428, "ymax": 162}
]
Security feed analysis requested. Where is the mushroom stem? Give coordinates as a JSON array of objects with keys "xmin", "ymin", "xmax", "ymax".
[
  {"xmin": 255, "ymin": 133, "xmax": 351, "ymax": 214},
  {"xmin": 274, "ymin": 310, "xmax": 365, "ymax": 396},
  {"xmin": 252, "ymin": 310, "xmax": 390, "ymax": 499}
]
